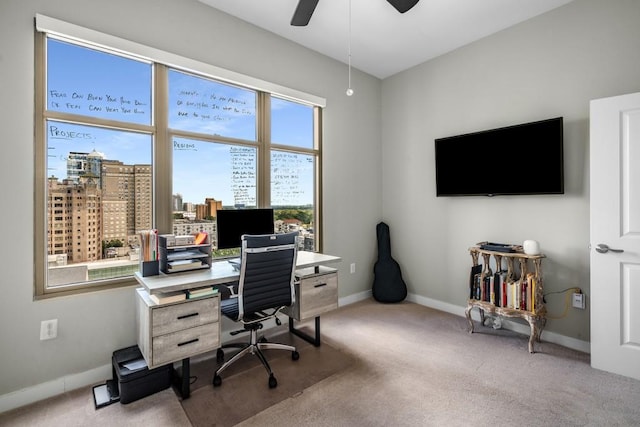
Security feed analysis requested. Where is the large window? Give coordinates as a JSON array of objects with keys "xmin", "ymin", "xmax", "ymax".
[{"xmin": 35, "ymin": 18, "xmax": 323, "ymax": 297}]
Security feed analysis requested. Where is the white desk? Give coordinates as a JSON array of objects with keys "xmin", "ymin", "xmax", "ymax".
[
  {"xmin": 134, "ymin": 250, "xmax": 341, "ymax": 398},
  {"xmin": 135, "ymin": 250, "xmax": 341, "ymax": 294}
]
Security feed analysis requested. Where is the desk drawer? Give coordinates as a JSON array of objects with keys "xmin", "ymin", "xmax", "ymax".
[
  {"xmin": 291, "ymin": 271, "xmax": 338, "ymax": 320},
  {"xmin": 152, "ymin": 297, "xmax": 219, "ymax": 336},
  {"xmin": 152, "ymin": 323, "xmax": 220, "ymax": 366}
]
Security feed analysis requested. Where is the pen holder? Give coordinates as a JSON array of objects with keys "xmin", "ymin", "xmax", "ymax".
[{"xmin": 140, "ymin": 260, "xmax": 159, "ymax": 277}]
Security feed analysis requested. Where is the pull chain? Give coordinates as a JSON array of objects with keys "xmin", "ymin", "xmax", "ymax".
[{"xmin": 346, "ymin": 0, "xmax": 354, "ymax": 96}]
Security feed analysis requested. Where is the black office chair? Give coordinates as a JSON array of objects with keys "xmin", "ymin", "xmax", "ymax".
[{"xmin": 213, "ymin": 232, "xmax": 300, "ymax": 389}]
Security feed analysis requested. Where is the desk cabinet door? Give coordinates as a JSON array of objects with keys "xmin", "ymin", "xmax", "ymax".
[{"xmin": 297, "ymin": 272, "xmax": 338, "ymax": 320}]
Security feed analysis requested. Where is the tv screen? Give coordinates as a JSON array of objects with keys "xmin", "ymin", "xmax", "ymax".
[
  {"xmin": 216, "ymin": 208, "xmax": 275, "ymax": 250},
  {"xmin": 434, "ymin": 117, "xmax": 564, "ymax": 196}
]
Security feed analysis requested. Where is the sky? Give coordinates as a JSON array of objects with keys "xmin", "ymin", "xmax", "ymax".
[{"xmin": 46, "ymin": 37, "xmax": 314, "ymax": 207}]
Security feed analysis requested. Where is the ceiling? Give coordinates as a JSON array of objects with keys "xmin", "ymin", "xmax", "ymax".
[{"xmin": 197, "ymin": 0, "xmax": 575, "ymax": 79}]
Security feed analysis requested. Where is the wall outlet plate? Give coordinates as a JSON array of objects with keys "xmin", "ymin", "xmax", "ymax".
[
  {"xmin": 40, "ymin": 319, "xmax": 58, "ymax": 340},
  {"xmin": 572, "ymin": 293, "xmax": 585, "ymax": 309}
]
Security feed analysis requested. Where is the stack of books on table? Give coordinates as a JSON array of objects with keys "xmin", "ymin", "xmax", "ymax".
[
  {"xmin": 149, "ymin": 290, "xmax": 186, "ymax": 305},
  {"xmin": 186, "ymin": 286, "xmax": 218, "ymax": 299}
]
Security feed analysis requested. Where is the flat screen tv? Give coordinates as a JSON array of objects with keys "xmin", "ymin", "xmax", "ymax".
[
  {"xmin": 434, "ymin": 117, "xmax": 564, "ymax": 197},
  {"xmin": 216, "ymin": 208, "xmax": 275, "ymax": 250}
]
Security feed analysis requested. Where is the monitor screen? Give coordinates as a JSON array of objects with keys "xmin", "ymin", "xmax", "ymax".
[{"xmin": 216, "ymin": 208, "xmax": 275, "ymax": 250}]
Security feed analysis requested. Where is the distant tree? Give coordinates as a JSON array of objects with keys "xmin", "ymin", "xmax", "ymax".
[{"xmin": 275, "ymin": 208, "xmax": 312, "ymax": 224}]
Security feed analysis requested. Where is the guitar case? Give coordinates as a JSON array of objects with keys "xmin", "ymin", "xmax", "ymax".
[{"xmin": 372, "ymin": 222, "xmax": 407, "ymax": 303}]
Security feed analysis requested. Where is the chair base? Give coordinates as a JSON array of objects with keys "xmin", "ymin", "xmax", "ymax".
[{"xmin": 213, "ymin": 326, "xmax": 299, "ymax": 389}]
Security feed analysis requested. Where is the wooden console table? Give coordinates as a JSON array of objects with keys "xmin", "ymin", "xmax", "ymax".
[{"xmin": 465, "ymin": 246, "xmax": 547, "ymax": 353}]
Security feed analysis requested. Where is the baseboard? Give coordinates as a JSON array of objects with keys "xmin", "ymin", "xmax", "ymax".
[
  {"xmin": 339, "ymin": 289, "xmax": 371, "ymax": 306},
  {"xmin": 0, "ymin": 289, "xmax": 588, "ymax": 414},
  {"xmin": 406, "ymin": 293, "xmax": 590, "ymax": 354},
  {"xmin": 0, "ymin": 363, "xmax": 111, "ymax": 414}
]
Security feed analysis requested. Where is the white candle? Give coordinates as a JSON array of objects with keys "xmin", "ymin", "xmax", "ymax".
[{"xmin": 523, "ymin": 240, "xmax": 540, "ymax": 255}]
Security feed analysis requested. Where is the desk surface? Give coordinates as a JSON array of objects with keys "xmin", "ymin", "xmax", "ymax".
[{"xmin": 135, "ymin": 250, "xmax": 341, "ymax": 294}]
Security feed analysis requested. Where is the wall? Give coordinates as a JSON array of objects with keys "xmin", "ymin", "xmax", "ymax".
[
  {"xmin": 381, "ymin": 0, "xmax": 640, "ymax": 345},
  {"xmin": 0, "ymin": 0, "xmax": 382, "ymax": 402},
  {"xmin": 6, "ymin": 0, "xmax": 639, "ymax": 410}
]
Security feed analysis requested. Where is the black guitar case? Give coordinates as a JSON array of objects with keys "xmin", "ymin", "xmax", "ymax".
[{"xmin": 372, "ymin": 222, "xmax": 407, "ymax": 303}]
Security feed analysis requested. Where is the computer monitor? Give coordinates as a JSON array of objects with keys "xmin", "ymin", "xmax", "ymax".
[{"xmin": 215, "ymin": 208, "xmax": 275, "ymax": 250}]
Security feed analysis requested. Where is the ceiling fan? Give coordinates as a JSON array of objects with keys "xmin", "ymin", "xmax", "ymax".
[{"xmin": 291, "ymin": 0, "xmax": 420, "ymax": 26}]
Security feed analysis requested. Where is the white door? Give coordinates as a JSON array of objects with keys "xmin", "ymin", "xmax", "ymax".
[{"xmin": 590, "ymin": 92, "xmax": 640, "ymax": 381}]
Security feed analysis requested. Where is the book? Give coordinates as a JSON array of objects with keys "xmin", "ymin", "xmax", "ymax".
[
  {"xmin": 527, "ymin": 273, "xmax": 535, "ymax": 312},
  {"xmin": 507, "ymin": 281, "xmax": 515, "ymax": 309},
  {"xmin": 469, "ymin": 264, "xmax": 482, "ymax": 299},
  {"xmin": 473, "ymin": 273, "xmax": 482, "ymax": 300},
  {"xmin": 493, "ymin": 271, "xmax": 505, "ymax": 307},
  {"xmin": 489, "ymin": 274, "xmax": 495, "ymax": 305},
  {"xmin": 194, "ymin": 231, "xmax": 208, "ymax": 245},
  {"xmin": 149, "ymin": 291, "xmax": 186, "ymax": 305},
  {"xmin": 501, "ymin": 279, "xmax": 507, "ymax": 308},
  {"xmin": 531, "ymin": 275, "xmax": 536, "ymax": 312},
  {"xmin": 186, "ymin": 286, "xmax": 219, "ymax": 299}
]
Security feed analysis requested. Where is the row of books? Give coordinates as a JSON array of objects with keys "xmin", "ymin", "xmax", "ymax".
[
  {"xmin": 469, "ymin": 266, "xmax": 537, "ymax": 312},
  {"xmin": 149, "ymin": 286, "xmax": 218, "ymax": 305}
]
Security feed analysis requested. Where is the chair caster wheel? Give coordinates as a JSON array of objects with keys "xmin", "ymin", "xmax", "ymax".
[
  {"xmin": 216, "ymin": 348, "xmax": 224, "ymax": 363},
  {"xmin": 268, "ymin": 374, "xmax": 277, "ymax": 388},
  {"xmin": 213, "ymin": 375, "xmax": 222, "ymax": 387},
  {"xmin": 292, "ymin": 350, "xmax": 300, "ymax": 361}
]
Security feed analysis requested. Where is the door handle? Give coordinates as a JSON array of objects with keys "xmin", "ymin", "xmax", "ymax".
[{"xmin": 595, "ymin": 243, "xmax": 624, "ymax": 254}]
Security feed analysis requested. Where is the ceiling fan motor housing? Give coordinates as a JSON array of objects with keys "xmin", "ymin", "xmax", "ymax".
[
  {"xmin": 291, "ymin": 0, "xmax": 419, "ymax": 26},
  {"xmin": 387, "ymin": 0, "xmax": 420, "ymax": 13}
]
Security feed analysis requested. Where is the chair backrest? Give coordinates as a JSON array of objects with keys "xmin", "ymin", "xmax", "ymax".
[{"xmin": 237, "ymin": 231, "xmax": 298, "ymax": 321}]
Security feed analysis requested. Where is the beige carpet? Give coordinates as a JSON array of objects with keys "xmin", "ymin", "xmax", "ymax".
[
  {"xmin": 2, "ymin": 299, "xmax": 640, "ymax": 426},
  {"xmin": 182, "ymin": 331, "xmax": 354, "ymax": 426},
  {"xmin": 238, "ymin": 300, "xmax": 640, "ymax": 426},
  {"xmin": 0, "ymin": 384, "xmax": 188, "ymax": 426}
]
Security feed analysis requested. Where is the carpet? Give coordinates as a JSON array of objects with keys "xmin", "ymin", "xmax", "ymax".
[
  {"xmin": 0, "ymin": 386, "xmax": 188, "ymax": 427},
  {"xmin": 181, "ymin": 330, "xmax": 354, "ymax": 427}
]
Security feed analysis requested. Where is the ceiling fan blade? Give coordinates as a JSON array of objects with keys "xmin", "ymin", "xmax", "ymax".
[
  {"xmin": 291, "ymin": 0, "xmax": 320, "ymax": 26},
  {"xmin": 387, "ymin": 0, "xmax": 420, "ymax": 13}
]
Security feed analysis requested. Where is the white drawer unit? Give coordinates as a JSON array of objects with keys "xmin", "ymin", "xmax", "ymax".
[
  {"xmin": 286, "ymin": 266, "xmax": 338, "ymax": 320},
  {"xmin": 136, "ymin": 288, "xmax": 221, "ymax": 369},
  {"xmin": 283, "ymin": 266, "xmax": 338, "ymax": 347}
]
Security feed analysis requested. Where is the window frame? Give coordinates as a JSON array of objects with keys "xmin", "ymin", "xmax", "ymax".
[{"xmin": 34, "ymin": 15, "xmax": 325, "ymax": 299}]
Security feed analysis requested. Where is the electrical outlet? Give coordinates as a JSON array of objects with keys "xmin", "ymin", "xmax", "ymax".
[
  {"xmin": 40, "ymin": 319, "xmax": 58, "ymax": 340},
  {"xmin": 572, "ymin": 293, "xmax": 585, "ymax": 309},
  {"xmin": 350, "ymin": 263, "xmax": 356, "ymax": 274}
]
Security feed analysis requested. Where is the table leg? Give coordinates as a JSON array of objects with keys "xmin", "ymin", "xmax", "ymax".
[
  {"xmin": 172, "ymin": 358, "xmax": 191, "ymax": 399},
  {"xmin": 289, "ymin": 316, "xmax": 321, "ymax": 347},
  {"xmin": 527, "ymin": 320, "xmax": 537, "ymax": 353},
  {"xmin": 464, "ymin": 305, "xmax": 475, "ymax": 333}
]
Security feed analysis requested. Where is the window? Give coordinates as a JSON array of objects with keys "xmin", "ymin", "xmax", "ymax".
[{"xmin": 35, "ymin": 16, "xmax": 324, "ymax": 297}]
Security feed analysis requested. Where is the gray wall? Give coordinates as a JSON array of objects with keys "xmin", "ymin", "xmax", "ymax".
[
  {"xmin": 0, "ymin": 0, "xmax": 381, "ymax": 397},
  {"xmin": 3, "ymin": 0, "xmax": 640, "ymax": 405},
  {"xmin": 382, "ymin": 0, "xmax": 640, "ymax": 342}
]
